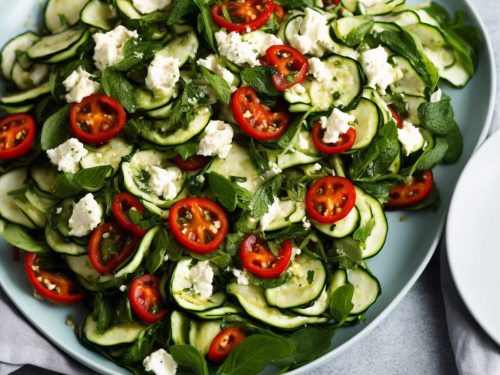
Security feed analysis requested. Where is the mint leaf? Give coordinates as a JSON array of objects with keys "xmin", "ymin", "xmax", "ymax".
[
  {"xmin": 415, "ymin": 136, "xmax": 448, "ymax": 170},
  {"xmin": 250, "ymin": 174, "xmax": 282, "ymax": 218},
  {"xmin": 329, "ymin": 284, "xmax": 355, "ymax": 323},
  {"xmin": 217, "ymin": 334, "xmax": 295, "ymax": 375},
  {"xmin": 170, "ymin": 345, "xmax": 209, "ymax": 375},
  {"xmin": 443, "ymin": 122, "xmax": 463, "ymax": 163},
  {"xmin": 0, "ymin": 221, "xmax": 47, "ymax": 253},
  {"xmin": 418, "ymin": 94, "xmax": 455, "ymax": 135},
  {"xmin": 199, "ymin": 66, "xmax": 231, "ymax": 104},
  {"xmin": 352, "ymin": 217, "xmax": 375, "ymax": 246},
  {"xmin": 345, "ymin": 21, "xmax": 374, "ymax": 47},
  {"xmin": 193, "ymin": 0, "xmax": 216, "ymax": 51},
  {"xmin": 101, "ymin": 68, "xmax": 136, "ymax": 112},
  {"xmin": 167, "ymin": 0, "xmax": 197, "ymax": 25},
  {"xmin": 240, "ymin": 66, "xmax": 280, "ymax": 96},
  {"xmin": 209, "ymin": 172, "xmax": 252, "ymax": 211},
  {"xmin": 41, "ymin": 105, "xmax": 71, "ymax": 150},
  {"xmin": 175, "ymin": 141, "xmax": 199, "ymax": 160},
  {"xmin": 113, "ymin": 40, "xmax": 163, "ymax": 71}
]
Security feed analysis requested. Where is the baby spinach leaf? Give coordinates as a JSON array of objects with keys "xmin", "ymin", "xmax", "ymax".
[
  {"xmin": 329, "ymin": 284, "xmax": 355, "ymax": 323},
  {"xmin": 279, "ymin": 325, "xmax": 337, "ymax": 366},
  {"xmin": 418, "ymin": 94, "xmax": 455, "ymax": 135},
  {"xmin": 414, "ymin": 137, "xmax": 448, "ymax": 170},
  {"xmin": 199, "ymin": 66, "xmax": 231, "ymax": 104},
  {"xmin": 216, "ymin": 334, "xmax": 295, "ymax": 375},
  {"xmin": 170, "ymin": 345, "xmax": 209, "ymax": 375},
  {"xmin": 443, "ymin": 122, "xmax": 463, "ymax": 164},
  {"xmin": 145, "ymin": 227, "xmax": 169, "ymax": 273},
  {"xmin": 53, "ymin": 166, "xmax": 113, "ymax": 198},
  {"xmin": 101, "ymin": 68, "xmax": 136, "ymax": 113},
  {"xmin": 240, "ymin": 66, "xmax": 281, "ymax": 97},
  {"xmin": 93, "ymin": 293, "xmax": 113, "ymax": 334},
  {"xmin": 41, "ymin": 105, "xmax": 71, "ymax": 151},
  {"xmin": 0, "ymin": 220, "xmax": 47, "ymax": 253}
]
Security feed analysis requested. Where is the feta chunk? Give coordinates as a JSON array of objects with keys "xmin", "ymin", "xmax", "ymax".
[
  {"xmin": 147, "ymin": 165, "xmax": 182, "ymax": 200},
  {"xmin": 214, "ymin": 31, "xmax": 282, "ymax": 67},
  {"xmin": 146, "ymin": 55, "xmax": 180, "ymax": 96},
  {"xmin": 132, "ymin": 0, "xmax": 171, "ymax": 14},
  {"xmin": 261, "ymin": 162, "xmax": 282, "ymax": 180},
  {"xmin": 289, "ymin": 8, "xmax": 332, "ymax": 57},
  {"xmin": 397, "ymin": 120, "xmax": 424, "ymax": 156},
  {"xmin": 302, "ymin": 216, "xmax": 311, "ymax": 229},
  {"xmin": 260, "ymin": 196, "xmax": 281, "ymax": 231},
  {"xmin": 47, "ymin": 138, "xmax": 88, "ymax": 174},
  {"xmin": 143, "ymin": 349, "xmax": 177, "ymax": 375},
  {"xmin": 197, "ymin": 54, "xmax": 236, "ymax": 91},
  {"xmin": 361, "ymin": 46, "xmax": 402, "ymax": 95},
  {"xmin": 291, "ymin": 247, "xmax": 302, "ymax": 261},
  {"xmin": 320, "ymin": 108, "xmax": 355, "ymax": 144},
  {"xmin": 189, "ymin": 261, "xmax": 214, "ymax": 299},
  {"xmin": 63, "ymin": 67, "xmax": 100, "ymax": 103},
  {"xmin": 232, "ymin": 268, "xmax": 250, "ymax": 286},
  {"xmin": 68, "ymin": 193, "xmax": 102, "ymax": 237},
  {"xmin": 312, "ymin": 163, "xmax": 322, "ymax": 171},
  {"xmin": 308, "ymin": 57, "xmax": 333, "ymax": 83},
  {"xmin": 430, "ymin": 88, "xmax": 442, "ymax": 103},
  {"xmin": 93, "ymin": 26, "xmax": 139, "ymax": 70},
  {"xmin": 197, "ymin": 120, "xmax": 234, "ymax": 159}
]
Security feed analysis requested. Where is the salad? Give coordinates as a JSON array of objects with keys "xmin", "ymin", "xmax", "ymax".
[{"xmin": 0, "ymin": 0, "xmax": 480, "ymax": 374}]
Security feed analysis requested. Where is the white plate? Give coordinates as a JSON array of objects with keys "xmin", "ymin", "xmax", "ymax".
[{"xmin": 447, "ymin": 129, "xmax": 500, "ymax": 345}]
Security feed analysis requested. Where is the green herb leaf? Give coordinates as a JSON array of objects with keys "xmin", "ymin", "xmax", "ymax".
[
  {"xmin": 0, "ymin": 220, "xmax": 47, "ymax": 252},
  {"xmin": 190, "ymin": 250, "xmax": 233, "ymax": 269},
  {"xmin": 274, "ymin": 0, "xmax": 315, "ymax": 9},
  {"xmin": 199, "ymin": 66, "xmax": 231, "ymax": 104},
  {"xmin": 146, "ymin": 227, "xmax": 169, "ymax": 273},
  {"xmin": 101, "ymin": 68, "xmax": 136, "ymax": 112},
  {"xmin": 333, "ymin": 237, "xmax": 364, "ymax": 267},
  {"xmin": 170, "ymin": 345, "xmax": 209, "ymax": 375},
  {"xmin": 209, "ymin": 172, "xmax": 253, "ymax": 211},
  {"xmin": 240, "ymin": 66, "xmax": 281, "ymax": 96},
  {"xmin": 175, "ymin": 141, "xmax": 199, "ymax": 160},
  {"xmin": 113, "ymin": 40, "xmax": 163, "ymax": 71},
  {"xmin": 443, "ymin": 122, "xmax": 463, "ymax": 163},
  {"xmin": 248, "ymin": 140, "xmax": 269, "ymax": 174},
  {"xmin": 164, "ymin": 80, "xmax": 210, "ymax": 130},
  {"xmin": 167, "ymin": 0, "xmax": 197, "ymax": 25},
  {"xmin": 345, "ymin": 21, "xmax": 374, "ymax": 47},
  {"xmin": 124, "ymin": 118, "xmax": 150, "ymax": 144},
  {"xmin": 194, "ymin": 0, "xmax": 217, "ymax": 51},
  {"xmin": 415, "ymin": 136, "xmax": 449, "ymax": 170},
  {"xmin": 53, "ymin": 166, "xmax": 113, "ymax": 198},
  {"xmin": 329, "ymin": 284, "xmax": 355, "ymax": 323},
  {"xmin": 248, "ymin": 271, "xmax": 292, "ymax": 288},
  {"xmin": 306, "ymin": 270, "xmax": 315, "ymax": 284},
  {"xmin": 418, "ymin": 94, "xmax": 455, "ymax": 135},
  {"xmin": 93, "ymin": 294, "xmax": 113, "ymax": 334},
  {"xmin": 352, "ymin": 217, "xmax": 375, "ymax": 246},
  {"xmin": 41, "ymin": 105, "xmax": 71, "ymax": 151},
  {"xmin": 217, "ymin": 334, "xmax": 295, "ymax": 375},
  {"xmin": 250, "ymin": 174, "xmax": 282, "ymax": 218},
  {"xmin": 280, "ymin": 325, "xmax": 337, "ymax": 366}
]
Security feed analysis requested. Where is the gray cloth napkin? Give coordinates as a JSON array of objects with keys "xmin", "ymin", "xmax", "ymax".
[
  {"xmin": 440, "ymin": 2, "xmax": 500, "ymax": 373},
  {"xmin": 0, "ymin": 287, "xmax": 94, "ymax": 375}
]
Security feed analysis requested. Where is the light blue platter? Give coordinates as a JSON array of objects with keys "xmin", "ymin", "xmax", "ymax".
[{"xmin": 0, "ymin": 1, "xmax": 495, "ymax": 374}]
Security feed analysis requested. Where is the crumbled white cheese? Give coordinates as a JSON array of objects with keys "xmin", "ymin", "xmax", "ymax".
[
  {"xmin": 308, "ymin": 58, "xmax": 333, "ymax": 83},
  {"xmin": 143, "ymin": 349, "xmax": 177, "ymax": 375},
  {"xmin": 361, "ymin": 46, "xmax": 402, "ymax": 95},
  {"xmin": 430, "ymin": 88, "xmax": 442, "ymax": 103},
  {"xmin": 291, "ymin": 247, "xmax": 302, "ymax": 261},
  {"xmin": 397, "ymin": 120, "xmax": 424, "ymax": 156},
  {"xmin": 189, "ymin": 261, "xmax": 214, "ymax": 300},
  {"xmin": 119, "ymin": 285, "xmax": 127, "ymax": 292},
  {"xmin": 261, "ymin": 162, "xmax": 282, "ymax": 180},
  {"xmin": 243, "ymin": 31, "xmax": 283, "ymax": 56},
  {"xmin": 312, "ymin": 163, "xmax": 322, "ymax": 171},
  {"xmin": 260, "ymin": 196, "xmax": 281, "ymax": 231},
  {"xmin": 302, "ymin": 216, "xmax": 311, "ymax": 229},
  {"xmin": 47, "ymin": 138, "xmax": 88, "ymax": 174},
  {"xmin": 145, "ymin": 55, "xmax": 180, "ymax": 96},
  {"xmin": 132, "ymin": 0, "xmax": 171, "ymax": 14},
  {"xmin": 197, "ymin": 54, "xmax": 236, "ymax": 91},
  {"xmin": 148, "ymin": 165, "xmax": 182, "ymax": 201},
  {"xmin": 195, "ymin": 175, "xmax": 206, "ymax": 184},
  {"xmin": 29, "ymin": 64, "xmax": 49, "ymax": 86},
  {"xmin": 232, "ymin": 268, "xmax": 250, "ymax": 286},
  {"xmin": 284, "ymin": 83, "xmax": 308, "ymax": 102},
  {"xmin": 197, "ymin": 120, "xmax": 234, "ymax": 159},
  {"xmin": 93, "ymin": 25, "xmax": 139, "ymax": 70},
  {"xmin": 288, "ymin": 8, "xmax": 332, "ymax": 57},
  {"xmin": 63, "ymin": 66, "xmax": 100, "ymax": 103},
  {"xmin": 320, "ymin": 108, "xmax": 355, "ymax": 144},
  {"xmin": 56, "ymin": 207, "xmax": 63, "ymax": 214},
  {"xmin": 214, "ymin": 30, "xmax": 282, "ymax": 67},
  {"xmin": 68, "ymin": 193, "xmax": 102, "ymax": 237}
]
